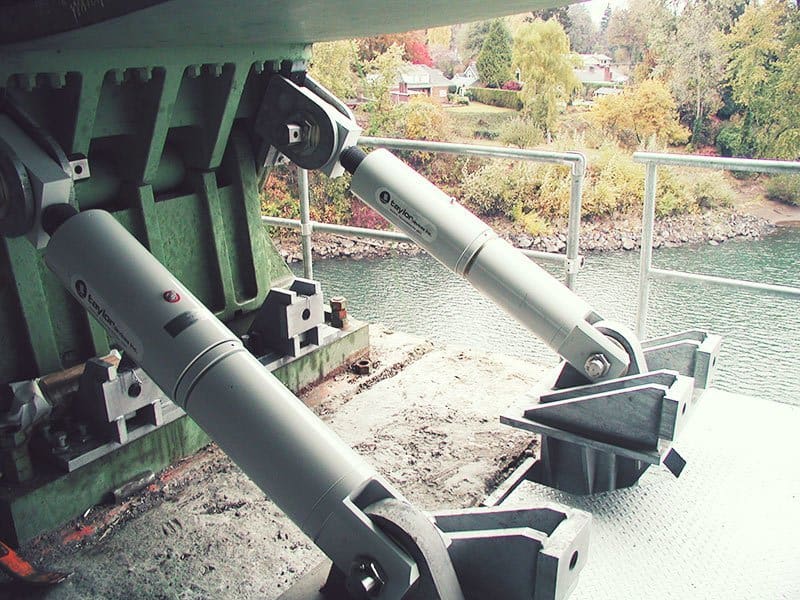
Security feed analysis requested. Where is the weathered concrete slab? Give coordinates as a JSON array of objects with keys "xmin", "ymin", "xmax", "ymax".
[{"xmin": 10, "ymin": 326, "xmax": 551, "ymax": 599}]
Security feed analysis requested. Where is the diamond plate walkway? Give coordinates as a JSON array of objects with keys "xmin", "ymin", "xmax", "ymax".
[{"xmin": 504, "ymin": 389, "xmax": 800, "ymax": 599}]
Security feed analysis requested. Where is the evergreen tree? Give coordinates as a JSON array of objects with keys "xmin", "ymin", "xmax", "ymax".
[
  {"xmin": 600, "ymin": 4, "xmax": 612, "ymax": 32},
  {"xmin": 464, "ymin": 21, "xmax": 493, "ymax": 57},
  {"xmin": 477, "ymin": 20, "xmax": 513, "ymax": 88}
]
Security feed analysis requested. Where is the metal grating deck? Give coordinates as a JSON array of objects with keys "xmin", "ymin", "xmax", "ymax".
[{"xmin": 503, "ymin": 389, "xmax": 800, "ymax": 600}]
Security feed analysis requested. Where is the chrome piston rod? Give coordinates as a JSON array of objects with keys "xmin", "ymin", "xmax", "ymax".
[{"xmin": 341, "ymin": 147, "xmax": 630, "ymax": 381}]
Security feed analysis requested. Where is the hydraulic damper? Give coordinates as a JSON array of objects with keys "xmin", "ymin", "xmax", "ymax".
[
  {"xmin": 257, "ymin": 74, "xmax": 720, "ymax": 498},
  {"xmin": 0, "ymin": 79, "xmax": 590, "ymax": 600}
]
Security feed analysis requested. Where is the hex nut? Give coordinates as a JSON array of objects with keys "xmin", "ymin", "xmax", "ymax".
[
  {"xmin": 584, "ymin": 353, "xmax": 611, "ymax": 379},
  {"xmin": 352, "ymin": 358, "xmax": 371, "ymax": 375}
]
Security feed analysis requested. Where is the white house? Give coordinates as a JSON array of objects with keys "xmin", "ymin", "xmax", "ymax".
[
  {"xmin": 574, "ymin": 53, "xmax": 628, "ymax": 85},
  {"xmin": 390, "ymin": 63, "xmax": 454, "ymax": 103},
  {"xmin": 450, "ymin": 61, "xmax": 479, "ymax": 94}
]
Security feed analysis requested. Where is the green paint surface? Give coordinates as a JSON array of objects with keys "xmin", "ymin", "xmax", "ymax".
[{"xmin": 0, "ymin": 44, "xmax": 303, "ymax": 382}]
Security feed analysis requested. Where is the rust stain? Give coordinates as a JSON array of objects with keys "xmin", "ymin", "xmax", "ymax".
[{"xmin": 62, "ymin": 525, "xmax": 96, "ymax": 544}]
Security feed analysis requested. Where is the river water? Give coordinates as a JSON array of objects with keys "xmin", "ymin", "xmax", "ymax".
[{"xmin": 297, "ymin": 228, "xmax": 800, "ymax": 405}]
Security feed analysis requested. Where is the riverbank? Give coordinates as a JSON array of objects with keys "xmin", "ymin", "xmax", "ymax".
[{"xmin": 273, "ymin": 206, "xmax": 778, "ymax": 263}]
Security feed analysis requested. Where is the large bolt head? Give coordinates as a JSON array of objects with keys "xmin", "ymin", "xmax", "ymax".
[{"xmin": 584, "ymin": 353, "xmax": 611, "ymax": 379}]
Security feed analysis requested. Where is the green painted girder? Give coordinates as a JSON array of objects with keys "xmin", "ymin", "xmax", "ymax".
[
  {"xmin": 1, "ymin": 0, "xmax": 575, "ymax": 50},
  {"xmin": 0, "ymin": 45, "xmax": 308, "ymax": 168},
  {"xmin": 0, "ymin": 45, "xmax": 299, "ymax": 382}
]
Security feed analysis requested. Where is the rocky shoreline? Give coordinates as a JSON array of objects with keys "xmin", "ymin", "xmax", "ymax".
[{"xmin": 273, "ymin": 210, "xmax": 775, "ymax": 263}]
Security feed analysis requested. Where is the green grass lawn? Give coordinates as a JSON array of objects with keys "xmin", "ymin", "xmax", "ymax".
[{"xmin": 444, "ymin": 101, "xmax": 517, "ymax": 115}]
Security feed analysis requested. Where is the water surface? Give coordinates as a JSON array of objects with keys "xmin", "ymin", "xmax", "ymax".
[{"xmin": 296, "ymin": 228, "xmax": 800, "ymax": 405}]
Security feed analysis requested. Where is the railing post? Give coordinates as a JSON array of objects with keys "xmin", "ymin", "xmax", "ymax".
[
  {"xmin": 298, "ymin": 166, "xmax": 314, "ymax": 279},
  {"xmin": 566, "ymin": 154, "xmax": 585, "ymax": 290},
  {"xmin": 637, "ymin": 162, "xmax": 658, "ymax": 339}
]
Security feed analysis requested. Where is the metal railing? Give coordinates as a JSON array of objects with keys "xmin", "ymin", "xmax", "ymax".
[
  {"xmin": 262, "ymin": 137, "xmax": 588, "ymax": 289},
  {"xmin": 634, "ymin": 152, "xmax": 800, "ymax": 339}
]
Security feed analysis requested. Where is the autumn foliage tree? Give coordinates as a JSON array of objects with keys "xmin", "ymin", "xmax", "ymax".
[
  {"xmin": 359, "ymin": 31, "xmax": 433, "ymax": 66},
  {"xmin": 358, "ymin": 33, "xmax": 412, "ymax": 61},
  {"xmin": 514, "ymin": 18, "xmax": 581, "ymax": 138},
  {"xmin": 590, "ymin": 79, "xmax": 690, "ymax": 148},
  {"xmin": 427, "ymin": 25, "xmax": 452, "ymax": 48},
  {"xmin": 405, "ymin": 38, "xmax": 434, "ymax": 66}
]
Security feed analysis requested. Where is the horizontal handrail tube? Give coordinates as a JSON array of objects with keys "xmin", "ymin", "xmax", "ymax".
[
  {"xmin": 360, "ymin": 136, "xmax": 585, "ymax": 167},
  {"xmin": 633, "ymin": 152, "xmax": 800, "ymax": 175},
  {"xmin": 263, "ymin": 216, "xmax": 409, "ymax": 241},
  {"xmin": 261, "ymin": 216, "xmax": 574, "ymax": 265},
  {"xmin": 650, "ymin": 267, "xmax": 800, "ymax": 299}
]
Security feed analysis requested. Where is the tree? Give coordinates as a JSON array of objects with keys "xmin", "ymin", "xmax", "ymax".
[
  {"xmin": 600, "ymin": 4, "xmax": 612, "ymax": 33},
  {"xmin": 477, "ymin": 20, "xmax": 514, "ymax": 87},
  {"xmin": 514, "ymin": 18, "xmax": 581, "ymax": 138},
  {"xmin": 605, "ymin": 0, "xmax": 653, "ymax": 64},
  {"xmin": 430, "ymin": 46, "xmax": 459, "ymax": 78},
  {"xmin": 363, "ymin": 44, "xmax": 404, "ymax": 134},
  {"xmin": 724, "ymin": 0, "xmax": 788, "ymax": 107},
  {"xmin": 662, "ymin": 3, "xmax": 727, "ymax": 143},
  {"xmin": 377, "ymin": 96, "xmax": 452, "ymax": 173},
  {"xmin": 464, "ymin": 21, "xmax": 493, "ymax": 58},
  {"xmin": 566, "ymin": 4, "xmax": 598, "ymax": 54},
  {"xmin": 428, "ymin": 25, "xmax": 456, "ymax": 75},
  {"xmin": 405, "ymin": 39, "xmax": 434, "ymax": 66},
  {"xmin": 722, "ymin": 0, "xmax": 800, "ymax": 158},
  {"xmin": 427, "ymin": 26, "xmax": 452, "ymax": 48},
  {"xmin": 358, "ymin": 31, "xmax": 430, "ymax": 65},
  {"xmin": 387, "ymin": 95, "xmax": 449, "ymax": 142},
  {"xmin": 590, "ymin": 79, "xmax": 690, "ymax": 148},
  {"xmin": 309, "ymin": 40, "xmax": 359, "ymax": 100},
  {"xmin": 358, "ymin": 33, "xmax": 412, "ymax": 62},
  {"xmin": 531, "ymin": 7, "xmax": 571, "ymax": 30},
  {"xmin": 700, "ymin": 0, "xmax": 749, "ymax": 33}
]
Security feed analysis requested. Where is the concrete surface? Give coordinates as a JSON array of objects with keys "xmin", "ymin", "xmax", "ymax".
[
  {"xmin": 7, "ymin": 325, "xmax": 552, "ymax": 600},
  {"xmin": 8, "ymin": 328, "xmax": 794, "ymax": 600}
]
